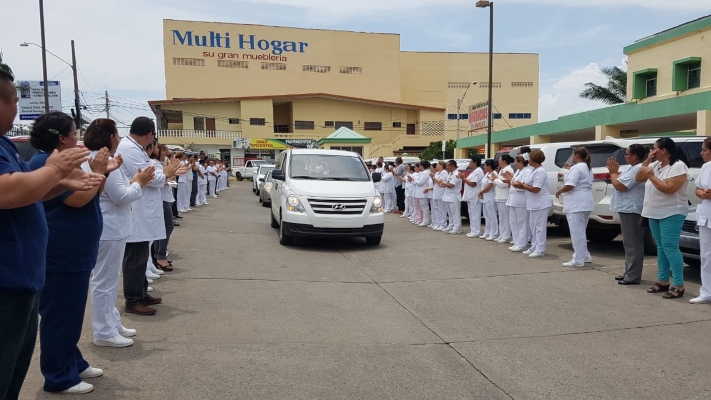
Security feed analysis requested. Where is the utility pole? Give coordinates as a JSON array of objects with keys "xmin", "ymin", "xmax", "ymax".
[
  {"xmin": 39, "ymin": 0, "xmax": 49, "ymax": 113},
  {"xmin": 486, "ymin": 2, "xmax": 494, "ymax": 158},
  {"xmin": 71, "ymin": 40, "xmax": 81, "ymax": 135},
  {"xmin": 105, "ymin": 91, "xmax": 109, "ymax": 118}
]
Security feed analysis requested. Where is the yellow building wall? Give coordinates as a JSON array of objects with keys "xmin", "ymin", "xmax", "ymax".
[
  {"xmin": 239, "ymin": 99, "xmax": 275, "ymax": 138},
  {"xmin": 626, "ymin": 28, "xmax": 711, "ymax": 103},
  {"xmin": 163, "ymin": 19, "xmax": 402, "ymax": 103},
  {"xmin": 162, "ymin": 102, "xmax": 242, "ymax": 131}
]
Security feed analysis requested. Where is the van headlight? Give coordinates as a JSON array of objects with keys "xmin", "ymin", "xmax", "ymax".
[
  {"xmin": 287, "ymin": 194, "xmax": 305, "ymax": 212},
  {"xmin": 264, "ymin": 183, "xmax": 273, "ymax": 193},
  {"xmin": 370, "ymin": 196, "xmax": 383, "ymax": 214}
]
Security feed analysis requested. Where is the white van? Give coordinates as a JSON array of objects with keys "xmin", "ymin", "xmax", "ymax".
[{"xmin": 270, "ymin": 149, "xmax": 385, "ymax": 246}]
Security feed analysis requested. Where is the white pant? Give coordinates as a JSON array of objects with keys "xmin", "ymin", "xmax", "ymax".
[
  {"xmin": 567, "ymin": 211, "xmax": 591, "ymax": 264},
  {"xmin": 509, "ymin": 206, "xmax": 528, "ymax": 248},
  {"xmin": 529, "ymin": 208, "xmax": 549, "ymax": 254},
  {"xmin": 434, "ymin": 199, "xmax": 447, "ymax": 228},
  {"xmin": 383, "ymin": 191, "xmax": 393, "ymax": 211},
  {"xmin": 429, "ymin": 198, "xmax": 435, "ymax": 223},
  {"xmin": 390, "ymin": 191, "xmax": 397, "ymax": 211},
  {"xmin": 404, "ymin": 195, "xmax": 412, "ymax": 216},
  {"xmin": 177, "ymin": 181, "xmax": 190, "ymax": 211},
  {"xmin": 198, "ymin": 182, "xmax": 207, "ymax": 205},
  {"xmin": 497, "ymin": 201, "xmax": 511, "ymax": 240},
  {"xmin": 91, "ymin": 239, "xmax": 126, "ymax": 340},
  {"xmin": 446, "ymin": 200, "xmax": 461, "ymax": 231},
  {"xmin": 700, "ymin": 226, "xmax": 711, "ymax": 299},
  {"xmin": 417, "ymin": 197, "xmax": 430, "ymax": 224},
  {"xmin": 467, "ymin": 201, "xmax": 482, "ymax": 235},
  {"xmin": 483, "ymin": 202, "xmax": 498, "ymax": 238},
  {"xmin": 526, "ymin": 210, "xmax": 532, "ymax": 243},
  {"xmin": 208, "ymin": 179, "xmax": 217, "ymax": 197}
]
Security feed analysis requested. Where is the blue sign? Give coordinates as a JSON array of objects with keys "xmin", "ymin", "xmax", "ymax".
[
  {"xmin": 20, "ymin": 114, "xmax": 42, "ymax": 121},
  {"xmin": 172, "ymin": 30, "xmax": 309, "ymax": 56}
]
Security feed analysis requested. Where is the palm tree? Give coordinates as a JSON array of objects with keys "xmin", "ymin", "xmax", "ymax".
[{"xmin": 579, "ymin": 66, "xmax": 627, "ymax": 105}]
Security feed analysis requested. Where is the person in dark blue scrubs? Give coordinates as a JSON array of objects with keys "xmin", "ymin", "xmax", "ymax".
[{"xmin": 29, "ymin": 112, "xmax": 114, "ymax": 394}]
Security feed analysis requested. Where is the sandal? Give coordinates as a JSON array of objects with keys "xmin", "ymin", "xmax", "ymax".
[
  {"xmin": 647, "ymin": 282, "xmax": 670, "ymax": 293},
  {"xmin": 662, "ymin": 287, "xmax": 685, "ymax": 299}
]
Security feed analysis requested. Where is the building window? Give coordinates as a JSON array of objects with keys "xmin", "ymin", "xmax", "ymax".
[
  {"xmin": 447, "ymin": 114, "xmax": 468, "ymax": 120},
  {"xmin": 479, "ymin": 82, "xmax": 502, "ymax": 89},
  {"xmin": 339, "ymin": 67, "xmax": 362, "ymax": 75},
  {"xmin": 406, "ymin": 124, "xmax": 416, "ymax": 135},
  {"xmin": 250, "ymin": 118, "xmax": 266, "ymax": 126},
  {"xmin": 493, "ymin": 113, "xmax": 502, "ymax": 119},
  {"xmin": 447, "ymin": 82, "xmax": 472, "ymax": 89},
  {"xmin": 324, "ymin": 121, "xmax": 334, "ymax": 127},
  {"xmin": 632, "ymin": 68, "xmax": 658, "ymax": 100},
  {"xmin": 393, "ymin": 122, "xmax": 402, "ymax": 128},
  {"xmin": 364, "ymin": 122, "xmax": 382, "ymax": 131},
  {"xmin": 331, "ymin": 146, "xmax": 363, "ymax": 156},
  {"xmin": 303, "ymin": 65, "xmax": 331, "ymax": 73},
  {"xmin": 295, "ymin": 120, "xmax": 315, "ymax": 130},
  {"xmin": 672, "ymin": 58, "xmax": 702, "ymax": 91},
  {"xmin": 273, "ymin": 125, "xmax": 289, "ymax": 133},
  {"xmin": 335, "ymin": 121, "xmax": 353, "ymax": 129},
  {"xmin": 218, "ymin": 60, "xmax": 249, "ymax": 69},
  {"xmin": 511, "ymin": 82, "xmax": 534, "ymax": 88},
  {"xmin": 228, "ymin": 118, "xmax": 240, "ymax": 125},
  {"xmin": 173, "ymin": 58, "xmax": 205, "ymax": 67},
  {"xmin": 194, "ymin": 117, "xmax": 205, "ymax": 130},
  {"xmin": 508, "ymin": 113, "xmax": 532, "ymax": 119},
  {"xmin": 261, "ymin": 63, "xmax": 287, "ymax": 71}
]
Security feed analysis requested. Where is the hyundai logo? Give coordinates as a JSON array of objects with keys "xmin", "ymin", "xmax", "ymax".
[
  {"xmin": 332, "ymin": 204, "xmax": 346, "ymax": 210},
  {"xmin": 695, "ymin": 224, "xmax": 700, "ymax": 233}
]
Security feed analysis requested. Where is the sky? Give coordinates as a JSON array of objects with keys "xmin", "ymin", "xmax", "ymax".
[{"xmin": 2, "ymin": 0, "xmax": 709, "ymax": 131}]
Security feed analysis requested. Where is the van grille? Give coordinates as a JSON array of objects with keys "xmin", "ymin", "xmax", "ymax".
[
  {"xmin": 307, "ymin": 198, "xmax": 367, "ymax": 215},
  {"xmin": 682, "ymin": 220, "xmax": 699, "ymax": 234}
]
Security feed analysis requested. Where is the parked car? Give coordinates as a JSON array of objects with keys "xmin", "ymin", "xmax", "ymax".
[
  {"xmin": 233, "ymin": 159, "xmax": 268, "ymax": 181},
  {"xmin": 270, "ymin": 149, "xmax": 384, "ymax": 246},
  {"xmin": 680, "ymin": 207, "xmax": 700, "ymax": 267},
  {"xmin": 253, "ymin": 164, "xmax": 275, "ymax": 195},
  {"xmin": 258, "ymin": 171, "xmax": 274, "ymax": 207},
  {"xmin": 10, "ymin": 135, "xmax": 86, "ymax": 162},
  {"xmin": 553, "ymin": 135, "xmax": 706, "ymax": 250}
]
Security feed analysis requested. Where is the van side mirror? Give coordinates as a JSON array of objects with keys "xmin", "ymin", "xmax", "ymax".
[
  {"xmin": 259, "ymin": 177, "xmax": 265, "ymax": 182},
  {"xmin": 272, "ymin": 169, "xmax": 285, "ymax": 180},
  {"xmin": 372, "ymin": 172, "xmax": 382, "ymax": 183}
]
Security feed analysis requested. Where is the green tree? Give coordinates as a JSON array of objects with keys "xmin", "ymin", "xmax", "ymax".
[
  {"xmin": 418, "ymin": 140, "xmax": 478, "ymax": 161},
  {"xmin": 579, "ymin": 66, "xmax": 627, "ymax": 105}
]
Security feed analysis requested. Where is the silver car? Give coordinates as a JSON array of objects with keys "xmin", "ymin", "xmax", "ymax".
[
  {"xmin": 258, "ymin": 171, "xmax": 274, "ymax": 207},
  {"xmin": 680, "ymin": 207, "xmax": 700, "ymax": 267}
]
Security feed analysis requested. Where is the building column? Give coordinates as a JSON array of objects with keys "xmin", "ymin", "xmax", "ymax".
[
  {"xmin": 595, "ymin": 125, "xmax": 620, "ymax": 140},
  {"xmin": 697, "ymin": 110, "xmax": 711, "ymax": 136},
  {"xmin": 486, "ymin": 142, "xmax": 501, "ymax": 157},
  {"xmin": 454, "ymin": 147, "xmax": 469, "ymax": 159},
  {"xmin": 530, "ymin": 135, "xmax": 551, "ymax": 145}
]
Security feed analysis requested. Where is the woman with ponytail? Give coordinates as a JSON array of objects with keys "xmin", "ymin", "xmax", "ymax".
[
  {"xmin": 556, "ymin": 147, "xmax": 594, "ymax": 267},
  {"xmin": 636, "ymin": 137, "xmax": 689, "ymax": 299}
]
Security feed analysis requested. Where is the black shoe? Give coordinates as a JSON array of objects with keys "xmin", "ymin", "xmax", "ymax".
[
  {"xmin": 174, "ymin": 215, "xmax": 183, "ymax": 219},
  {"xmin": 618, "ymin": 280, "xmax": 640, "ymax": 285},
  {"xmin": 615, "ymin": 275, "xmax": 625, "ymax": 281},
  {"xmin": 173, "ymin": 222, "xmax": 181, "ymax": 227}
]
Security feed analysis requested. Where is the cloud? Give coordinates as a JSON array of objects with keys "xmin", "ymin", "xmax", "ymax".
[
  {"xmin": 538, "ymin": 63, "xmax": 610, "ymax": 122},
  {"xmin": 510, "ymin": 25, "xmax": 610, "ymax": 49}
]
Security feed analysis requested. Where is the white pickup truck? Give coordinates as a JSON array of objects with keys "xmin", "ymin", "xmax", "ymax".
[{"xmin": 233, "ymin": 159, "xmax": 269, "ymax": 181}]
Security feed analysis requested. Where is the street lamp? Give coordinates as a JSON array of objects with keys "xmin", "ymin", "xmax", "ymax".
[
  {"xmin": 20, "ymin": 40, "xmax": 82, "ymax": 133},
  {"xmin": 477, "ymin": 0, "xmax": 494, "ymax": 158},
  {"xmin": 456, "ymin": 81, "xmax": 478, "ymax": 143}
]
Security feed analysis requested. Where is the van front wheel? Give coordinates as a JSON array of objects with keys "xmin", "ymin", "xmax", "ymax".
[
  {"xmin": 365, "ymin": 236, "xmax": 382, "ymax": 246},
  {"xmin": 279, "ymin": 219, "xmax": 294, "ymax": 246}
]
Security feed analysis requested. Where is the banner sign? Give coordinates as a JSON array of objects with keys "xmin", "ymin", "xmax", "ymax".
[
  {"xmin": 232, "ymin": 138, "xmax": 317, "ymax": 150},
  {"xmin": 468, "ymin": 101, "xmax": 489, "ymax": 131},
  {"xmin": 16, "ymin": 80, "xmax": 62, "ymax": 120}
]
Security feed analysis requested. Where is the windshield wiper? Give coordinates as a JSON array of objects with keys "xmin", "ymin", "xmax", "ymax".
[
  {"xmin": 291, "ymin": 175, "xmax": 319, "ymax": 180},
  {"xmin": 322, "ymin": 177, "xmax": 357, "ymax": 181}
]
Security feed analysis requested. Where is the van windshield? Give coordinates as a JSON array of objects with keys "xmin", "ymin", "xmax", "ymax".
[
  {"xmin": 289, "ymin": 154, "xmax": 370, "ymax": 181},
  {"xmin": 565, "ymin": 145, "xmax": 626, "ymax": 168}
]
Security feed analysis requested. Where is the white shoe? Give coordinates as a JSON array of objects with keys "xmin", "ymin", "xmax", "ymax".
[
  {"xmin": 585, "ymin": 256, "xmax": 593, "ymax": 263},
  {"xmin": 147, "ymin": 278, "xmax": 153, "ymax": 284},
  {"xmin": 400, "ymin": 214, "xmax": 407, "ymax": 218},
  {"xmin": 449, "ymin": 230, "xmax": 461, "ymax": 235},
  {"xmin": 479, "ymin": 234, "xmax": 487, "ymax": 239},
  {"xmin": 94, "ymin": 334, "xmax": 134, "ymax": 348},
  {"xmin": 147, "ymin": 286, "xmax": 153, "ymax": 292},
  {"xmin": 562, "ymin": 260, "xmax": 584, "ymax": 267},
  {"xmin": 427, "ymin": 224, "xmax": 434, "ymax": 228},
  {"xmin": 118, "ymin": 325, "xmax": 136, "ymax": 338},
  {"xmin": 79, "ymin": 367, "xmax": 103, "ymax": 379},
  {"xmin": 529, "ymin": 252, "xmax": 545, "ymax": 258},
  {"xmin": 509, "ymin": 246, "xmax": 523, "ymax": 252},
  {"xmin": 418, "ymin": 223, "xmax": 429, "ymax": 227},
  {"xmin": 443, "ymin": 227, "xmax": 453, "ymax": 232},
  {"xmin": 203, "ymin": 202, "xmax": 210, "ymax": 205},
  {"xmin": 153, "ymin": 268, "xmax": 164, "ymax": 275},
  {"xmin": 689, "ymin": 297, "xmax": 711, "ymax": 304},
  {"xmin": 61, "ymin": 382, "xmax": 94, "ymax": 394},
  {"xmin": 146, "ymin": 271, "xmax": 160, "ymax": 280},
  {"xmin": 434, "ymin": 227, "xmax": 443, "ymax": 231},
  {"xmin": 510, "ymin": 241, "xmax": 515, "ymax": 245},
  {"xmin": 522, "ymin": 249, "xmax": 533, "ymax": 255},
  {"xmin": 466, "ymin": 232, "xmax": 478, "ymax": 238},
  {"xmin": 486, "ymin": 236, "xmax": 496, "ymax": 241}
]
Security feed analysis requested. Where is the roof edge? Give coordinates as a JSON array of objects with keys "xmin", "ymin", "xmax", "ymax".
[{"xmin": 623, "ymin": 15, "xmax": 711, "ymax": 55}]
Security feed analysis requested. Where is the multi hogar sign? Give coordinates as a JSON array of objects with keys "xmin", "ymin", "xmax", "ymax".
[{"xmin": 171, "ymin": 30, "xmax": 309, "ymax": 56}]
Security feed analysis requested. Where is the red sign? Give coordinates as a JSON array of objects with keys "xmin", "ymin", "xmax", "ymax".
[{"xmin": 468, "ymin": 101, "xmax": 489, "ymax": 131}]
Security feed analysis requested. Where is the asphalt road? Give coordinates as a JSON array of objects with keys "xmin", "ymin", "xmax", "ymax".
[{"xmin": 20, "ymin": 181, "xmax": 711, "ymax": 399}]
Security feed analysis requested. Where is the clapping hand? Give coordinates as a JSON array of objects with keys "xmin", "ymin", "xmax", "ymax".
[
  {"xmin": 107, "ymin": 154, "xmax": 123, "ymax": 174},
  {"xmin": 638, "ymin": 166, "xmax": 654, "ymax": 180},
  {"xmin": 488, "ymin": 172, "xmax": 496, "ymax": 180},
  {"xmin": 512, "ymin": 181, "xmax": 524, "ymax": 189},
  {"xmin": 176, "ymin": 165, "xmax": 191, "ymax": 176},
  {"xmin": 46, "ymin": 148, "xmax": 90, "ymax": 178},
  {"xmin": 61, "ymin": 170, "xmax": 105, "ymax": 192},
  {"xmin": 132, "ymin": 166, "xmax": 155, "ymax": 187},
  {"xmin": 163, "ymin": 159, "xmax": 181, "ymax": 179},
  {"xmin": 88, "ymin": 147, "xmax": 111, "ymax": 175},
  {"xmin": 606, "ymin": 157, "xmax": 619, "ymax": 174}
]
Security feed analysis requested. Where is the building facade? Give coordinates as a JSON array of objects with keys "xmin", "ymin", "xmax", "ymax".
[
  {"xmin": 152, "ymin": 19, "xmax": 539, "ymax": 165},
  {"xmin": 456, "ymin": 15, "xmax": 711, "ymax": 155}
]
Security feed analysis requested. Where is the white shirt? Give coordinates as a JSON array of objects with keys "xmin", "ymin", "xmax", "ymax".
[
  {"xmin": 178, "ymin": 160, "xmax": 189, "ymax": 183},
  {"xmin": 506, "ymin": 167, "xmax": 531, "ymax": 208},
  {"xmin": 642, "ymin": 161, "xmax": 689, "ymax": 219},
  {"xmin": 198, "ymin": 164, "xmax": 208, "ymax": 184},
  {"xmin": 524, "ymin": 166, "xmax": 553, "ymax": 211},
  {"xmin": 494, "ymin": 165, "xmax": 513, "ymax": 202},
  {"xmin": 426, "ymin": 170, "xmax": 434, "ymax": 199},
  {"xmin": 562, "ymin": 162, "xmax": 594, "ymax": 213},
  {"xmin": 442, "ymin": 170, "xmax": 462, "ymax": 203},
  {"xmin": 380, "ymin": 172, "xmax": 393, "ymax": 193},
  {"xmin": 156, "ymin": 161, "xmax": 174, "ymax": 203},
  {"xmin": 116, "ymin": 136, "xmax": 168, "ymax": 242},
  {"xmin": 206, "ymin": 165, "xmax": 217, "ymax": 181},
  {"xmin": 432, "ymin": 170, "xmax": 447, "ymax": 200},
  {"xmin": 696, "ymin": 161, "xmax": 711, "ymax": 228},
  {"xmin": 414, "ymin": 171, "xmax": 429, "ymax": 199},
  {"xmin": 610, "ymin": 164, "xmax": 644, "ymax": 214},
  {"xmin": 405, "ymin": 173, "xmax": 415, "ymax": 197},
  {"xmin": 480, "ymin": 171, "xmax": 497, "ymax": 204},
  {"xmin": 463, "ymin": 168, "xmax": 484, "ymax": 202}
]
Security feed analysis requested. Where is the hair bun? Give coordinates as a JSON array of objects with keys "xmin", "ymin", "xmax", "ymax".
[{"xmin": 523, "ymin": 153, "xmax": 530, "ymax": 161}]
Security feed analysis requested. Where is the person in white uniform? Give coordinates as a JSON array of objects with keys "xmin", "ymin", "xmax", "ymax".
[
  {"xmin": 426, "ymin": 164, "xmax": 436, "ymax": 226},
  {"xmin": 414, "ymin": 161, "xmax": 431, "ymax": 226},
  {"xmin": 175, "ymin": 152, "xmax": 189, "ymax": 213},
  {"xmin": 514, "ymin": 149, "xmax": 552, "ymax": 258},
  {"xmin": 479, "ymin": 160, "xmax": 499, "ymax": 240},
  {"xmin": 691, "ymin": 137, "xmax": 711, "ymax": 304},
  {"xmin": 197, "ymin": 159, "xmax": 208, "ymax": 206},
  {"xmin": 494, "ymin": 155, "xmax": 514, "ymax": 243},
  {"xmin": 401, "ymin": 164, "xmax": 415, "ymax": 219},
  {"xmin": 85, "ymin": 120, "xmax": 153, "ymax": 348},
  {"xmin": 461, "ymin": 157, "xmax": 483, "ymax": 238},
  {"xmin": 380, "ymin": 165, "xmax": 394, "ymax": 212},
  {"xmin": 505, "ymin": 155, "xmax": 532, "ymax": 252},
  {"xmin": 556, "ymin": 147, "xmax": 594, "ymax": 267},
  {"xmin": 207, "ymin": 160, "xmax": 218, "ymax": 198},
  {"xmin": 430, "ymin": 161, "xmax": 448, "ymax": 230},
  {"xmin": 441, "ymin": 160, "xmax": 463, "ymax": 234}
]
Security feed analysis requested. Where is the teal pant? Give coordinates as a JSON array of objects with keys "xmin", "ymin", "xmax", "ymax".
[{"xmin": 648, "ymin": 214, "xmax": 686, "ymax": 287}]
